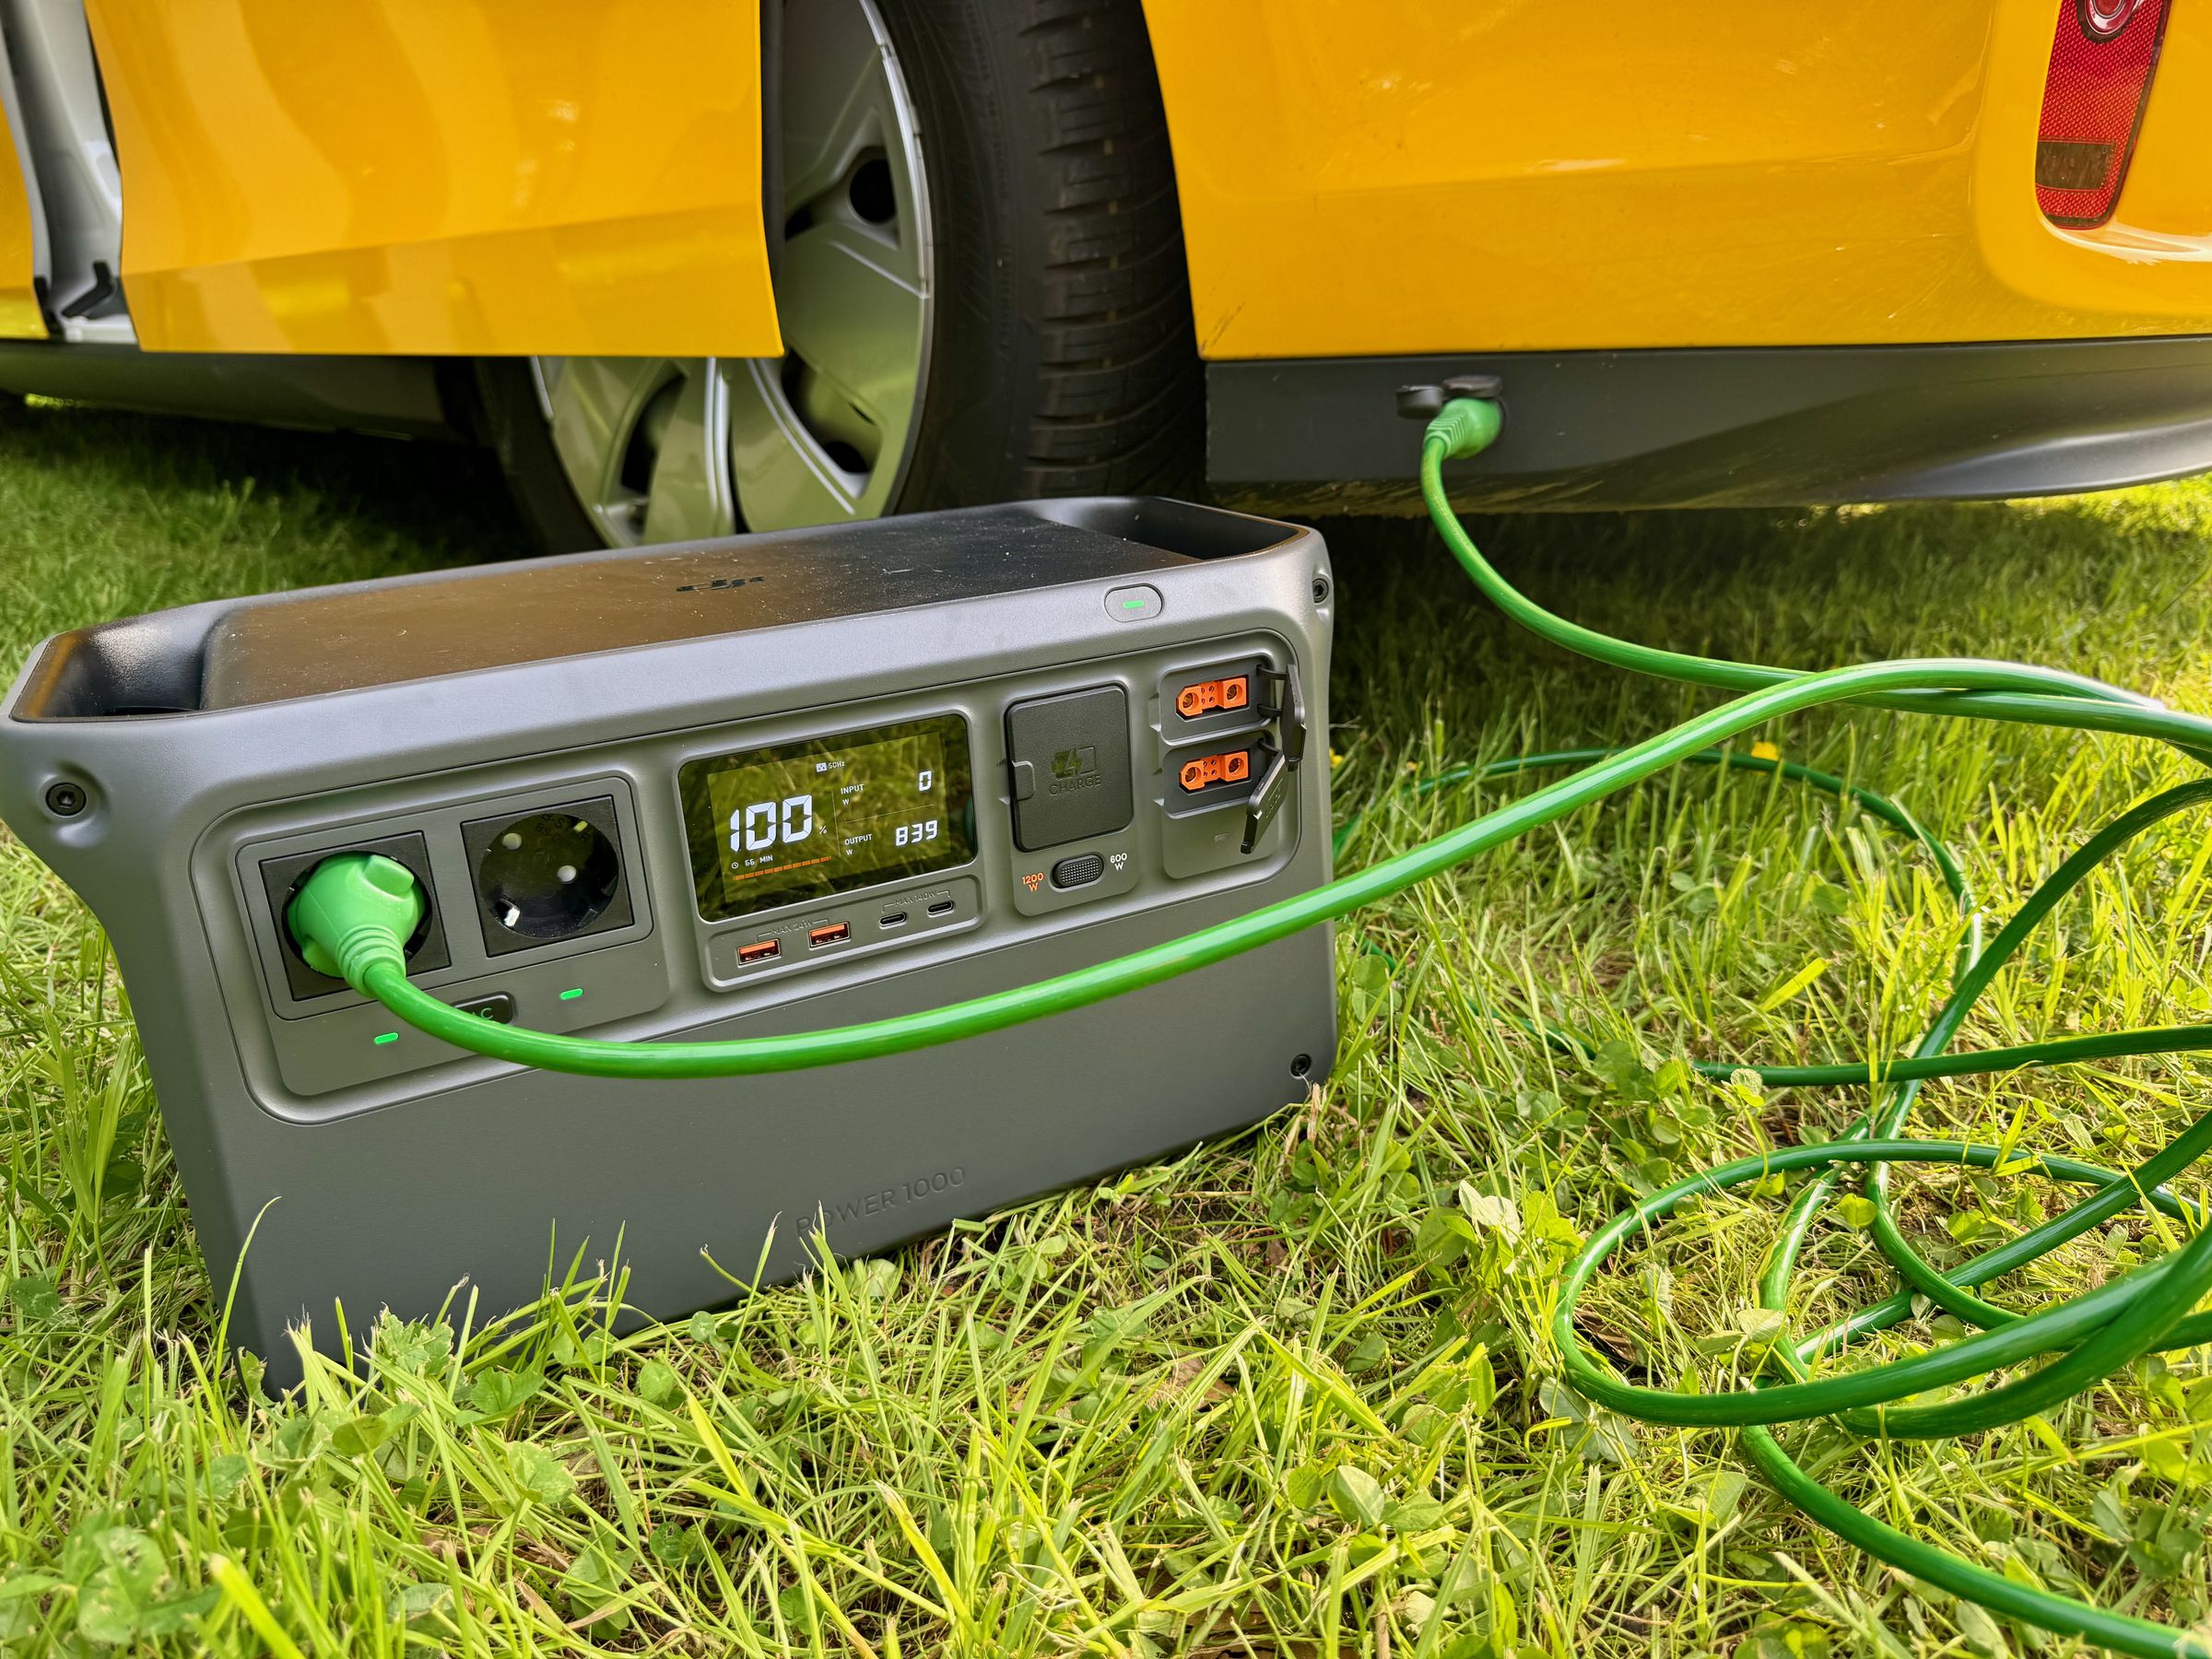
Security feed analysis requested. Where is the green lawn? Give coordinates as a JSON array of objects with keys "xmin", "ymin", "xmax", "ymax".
[{"xmin": 6, "ymin": 398, "xmax": 2212, "ymax": 1656}]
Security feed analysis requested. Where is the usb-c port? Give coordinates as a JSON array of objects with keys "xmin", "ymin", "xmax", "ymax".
[
  {"xmin": 879, "ymin": 911, "xmax": 908, "ymax": 929},
  {"xmin": 925, "ymin": 899, "xmax": 956, "ymax": 918}
]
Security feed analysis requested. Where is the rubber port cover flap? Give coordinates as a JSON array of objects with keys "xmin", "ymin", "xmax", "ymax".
[{"xmin": 1005, "ymin": 686, "xmax": 1133, "ymax": 852}]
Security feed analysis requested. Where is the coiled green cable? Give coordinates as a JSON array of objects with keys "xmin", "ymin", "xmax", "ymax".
[
  {"xmin": 1414, "ymin": 405, "xmax": 2212, "ymax": 1656},
  {"xmin": 293, "ymin": 400, "xmax": 2212, "ymax": 1653}
]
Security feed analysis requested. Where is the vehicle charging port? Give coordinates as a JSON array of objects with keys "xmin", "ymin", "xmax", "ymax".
[
  {"xmin": 1175, "ymin": 674, "xmax": 1250, "ymax": 720},
  {"xmin": 1178, "ymin": 750, "xmax": 1253, "ymax": 794}
]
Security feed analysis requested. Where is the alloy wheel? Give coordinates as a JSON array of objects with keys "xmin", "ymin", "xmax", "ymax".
[{"xmin": 533, "ymin": 0, "xmax": 934, "ymax": 544}]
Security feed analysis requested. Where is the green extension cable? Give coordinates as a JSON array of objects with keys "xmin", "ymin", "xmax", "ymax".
[{"xmin": 289, "ymin": 397, "xmax": 2212, "ymax": 1656}]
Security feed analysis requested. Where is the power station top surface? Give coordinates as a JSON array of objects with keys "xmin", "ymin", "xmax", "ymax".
[{"xmin": 9, "ymin": 499, "xmax": 1311, "ymax": 720}]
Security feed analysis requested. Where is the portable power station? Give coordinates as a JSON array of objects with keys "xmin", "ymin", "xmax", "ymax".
[{"xmin": 0, "ymin": 498, "xmax": 1335, "ymax": 1373}]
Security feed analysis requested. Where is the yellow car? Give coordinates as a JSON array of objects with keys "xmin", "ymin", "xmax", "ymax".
[{"xmin": 0, "ymin": 0, "xmax": 2205, "ymax": 545}]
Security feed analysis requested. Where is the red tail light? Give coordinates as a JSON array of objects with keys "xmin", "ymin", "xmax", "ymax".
[{"xmin": 2036, "ymin": 0, "xmax": 2172, "ymax": 227}]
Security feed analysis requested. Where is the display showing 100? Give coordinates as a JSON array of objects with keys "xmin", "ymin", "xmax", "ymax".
[{"xmin": 728, "ymin": 766, "xmax": 937, "ymax": 853}]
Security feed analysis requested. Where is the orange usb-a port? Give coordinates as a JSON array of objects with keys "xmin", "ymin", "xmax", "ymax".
[
  {"xmin": 736, "ymin": 938, "xmax": 781, "ymax": 965},
  {"xmin": 807, "ymin": 922, "xmax": 852, "ymax": 947}
]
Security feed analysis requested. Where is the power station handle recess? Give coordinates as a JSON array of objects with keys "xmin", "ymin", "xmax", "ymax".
[{"xmin": 278, "ymin": 391, "xmax": 2212, "ymax": 1659}]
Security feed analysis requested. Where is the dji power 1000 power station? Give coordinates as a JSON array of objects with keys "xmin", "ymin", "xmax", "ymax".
[{"xmin": 0, "ymin": 498, "xmax": 1336, "ymax": 1371}]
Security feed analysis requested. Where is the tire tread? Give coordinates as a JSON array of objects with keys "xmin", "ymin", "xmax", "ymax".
[
  {"xmin": 1016, "ymin": 0, "xmax": 1200, "ymax": 498},
  {"xmin": 894, "ymin": 0, "xmax": 1202, "ymax": 510}
]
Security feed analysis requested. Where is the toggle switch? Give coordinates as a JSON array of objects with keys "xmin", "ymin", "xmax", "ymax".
[{"xmin": 1052, "ymin": 852, "xmax": 1105, "ymax": 889}]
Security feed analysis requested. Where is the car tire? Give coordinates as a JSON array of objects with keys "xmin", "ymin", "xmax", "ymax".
[{"xmin": 472, "ymin": 0, "xmax": 1201, "ymax": 554}]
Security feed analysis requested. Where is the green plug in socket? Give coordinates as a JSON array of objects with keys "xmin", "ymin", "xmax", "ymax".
[
  {"xmin": 288, "ymin": 853, "xmax": 426, "ymax": 990},
  {"xmin": 1425, "ymin": 395, "xmax": 1502, "ymax": 462}
]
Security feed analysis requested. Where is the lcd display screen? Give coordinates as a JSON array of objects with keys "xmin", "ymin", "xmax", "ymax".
[{"xmin": 679, "ymin": 714, "xmax": 975, "ymax": 921}]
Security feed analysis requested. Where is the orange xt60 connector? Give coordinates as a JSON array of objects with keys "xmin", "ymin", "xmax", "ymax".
[
  {"xmin": 1178, "ymin": 750, "xmax": 1252, "ymax": 792},
  {"xmin": 1174, "ymin": 675, "xmax": 1250, "ymax": 719}
]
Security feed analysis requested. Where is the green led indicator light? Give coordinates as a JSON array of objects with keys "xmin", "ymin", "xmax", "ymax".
[
  {"xmin": 559, "ymin": 987, "xmax": 584, "ymax": 1001},
  {"xmin": 1121, "ymin": 596, "xmax": 1146, "ymax": 609},
  {"xmin": 372, "ymin": 1031, "xmax": 398, "ymax": 1046}
]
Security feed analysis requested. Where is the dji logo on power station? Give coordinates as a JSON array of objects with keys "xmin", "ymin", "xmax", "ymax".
[{"xmin": 1048, "ymin": 745, "xmax": 1101, "ymax": 795}]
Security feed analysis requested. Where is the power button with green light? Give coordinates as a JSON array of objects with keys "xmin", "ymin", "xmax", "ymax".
[{"xmin": 1105, "ymin": 584, "xmax": 1161, "ymax": 622}]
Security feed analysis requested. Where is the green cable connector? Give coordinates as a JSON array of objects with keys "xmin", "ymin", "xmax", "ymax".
[
  {"xmin": 285, "ymin": 852, "xmax": 422, "ymax": 982},
  {"xmin": 288, "ymin": 396, "xmax": 2212, "ymax": 1656},
  {"xmin": 1424, "ymin": 394, "xmax": 1502, "ymax": 461}
]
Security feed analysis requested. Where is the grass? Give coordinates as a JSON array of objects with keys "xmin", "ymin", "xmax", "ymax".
[{"xmin": 5, "ymin": 398, "xmax": 2212, "ymax": 1656}]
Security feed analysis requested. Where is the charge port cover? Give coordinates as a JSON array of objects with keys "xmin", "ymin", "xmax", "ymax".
[{"xmin": 1005, "ymin": 686, "xmax": 1134, "ymax": 852}]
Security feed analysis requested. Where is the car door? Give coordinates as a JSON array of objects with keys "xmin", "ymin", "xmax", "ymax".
[{"xmin": 81, "ymin": 0, "xmax": 781, "ymax": 356}]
